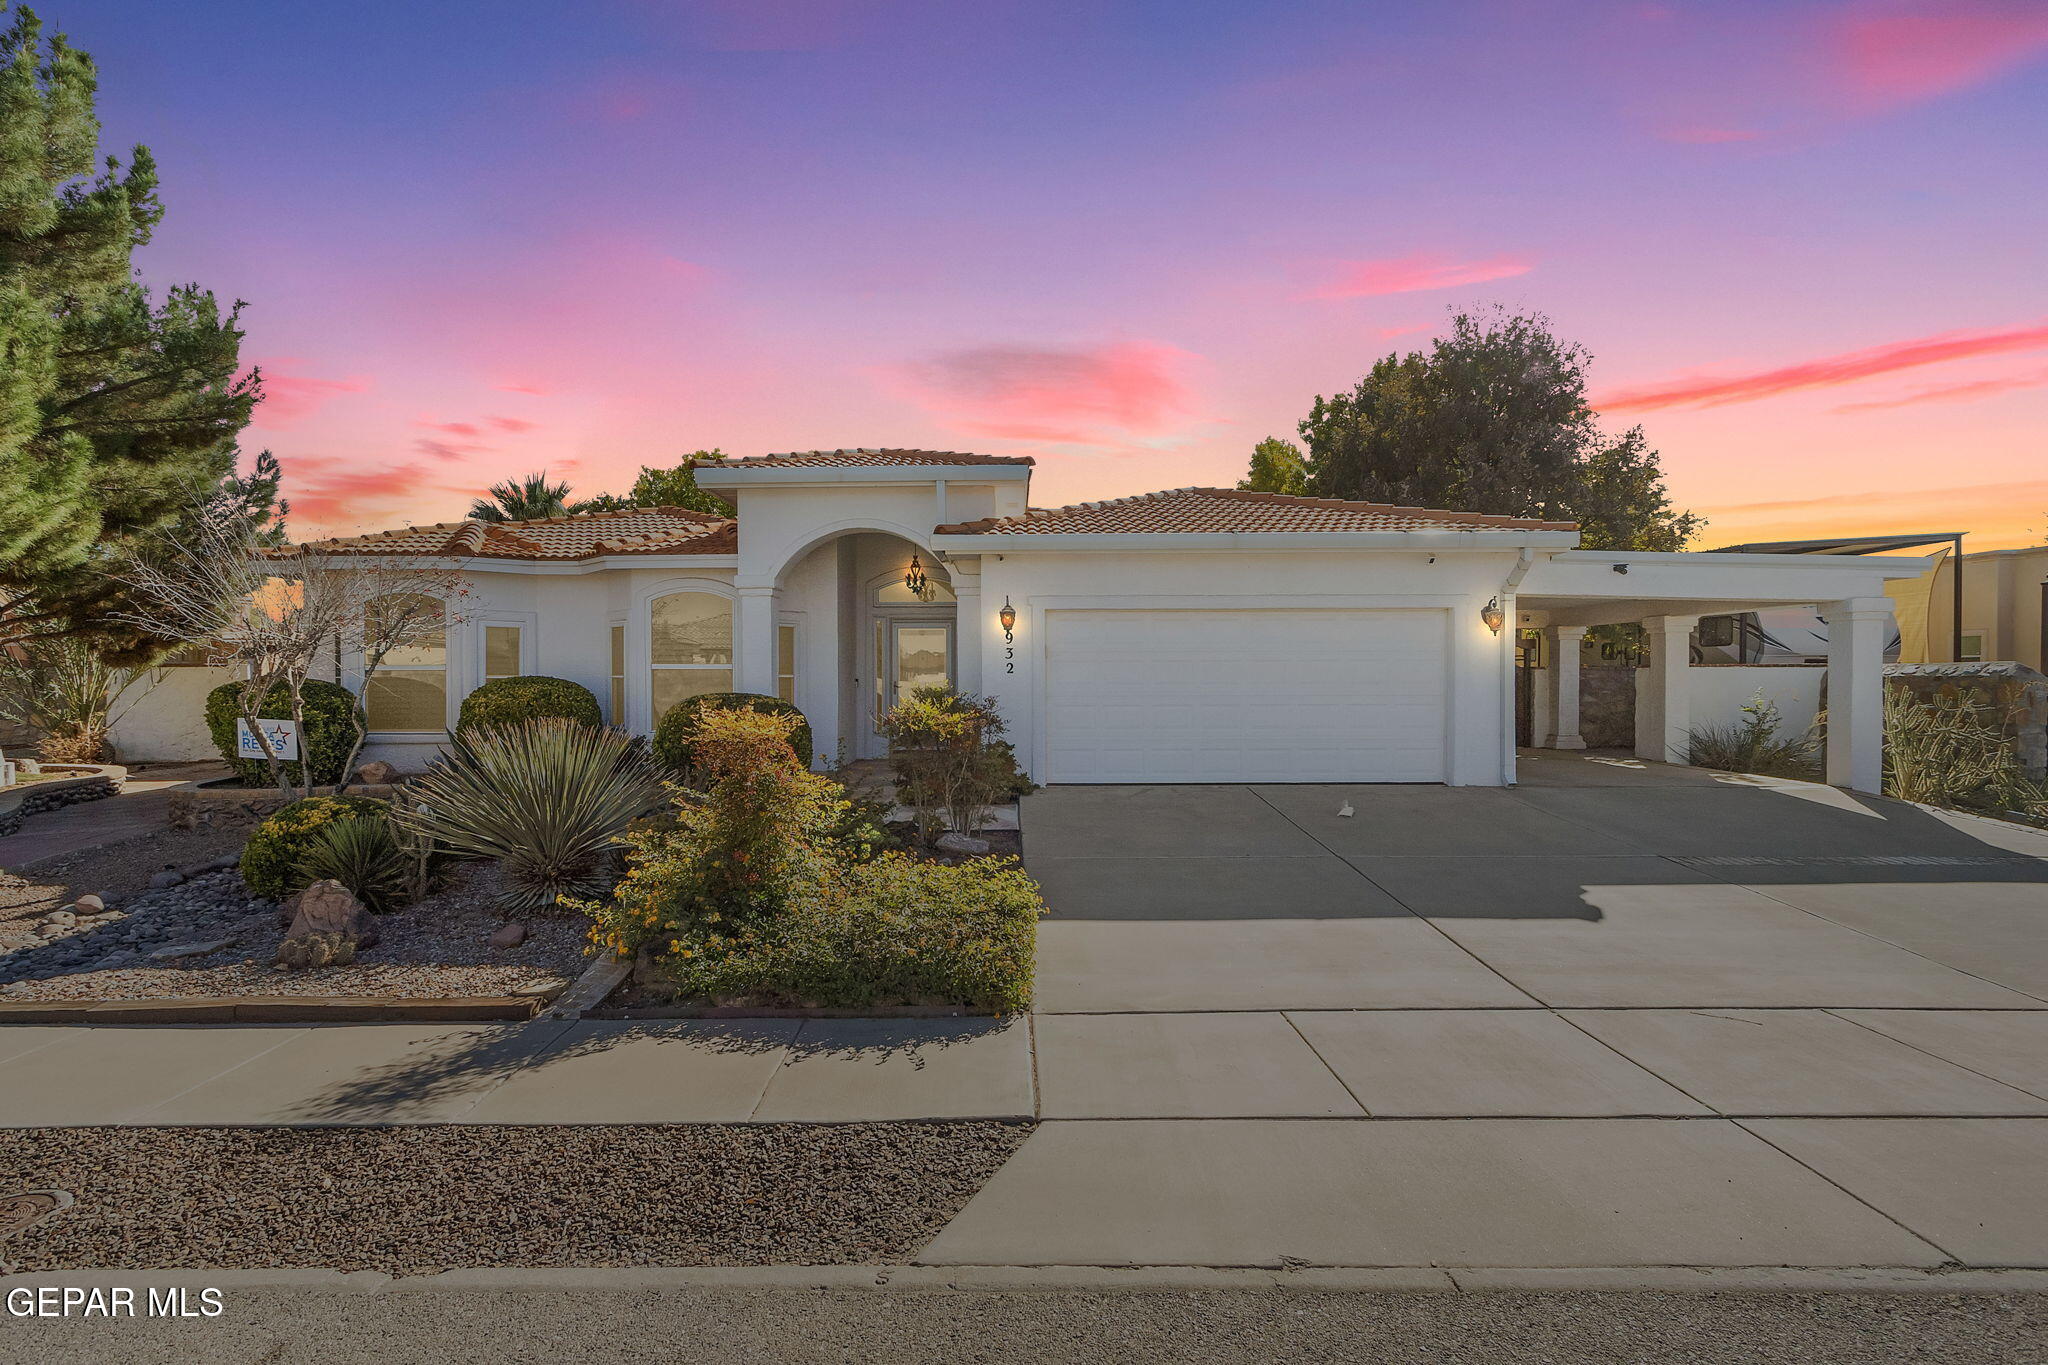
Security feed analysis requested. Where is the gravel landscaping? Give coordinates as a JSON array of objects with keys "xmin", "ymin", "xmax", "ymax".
[
  {"xmin": 0, "ymin": 858, "xmax": 589, "ymax": 1002},
  {"xmin": 0, "ymin": 1122, "xmax": 1032, "ymax": 1273}
]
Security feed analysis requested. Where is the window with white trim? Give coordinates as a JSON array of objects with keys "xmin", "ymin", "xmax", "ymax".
[
  {"xmin": 365, "ymin": 594, "xmax": 447, "ymax": 732},
  {"xmin": 609, "ymin": 624, "xmax": 626, "ymax": 724},
  {"xmin": 649, "ymin": 591, "xmax": 732, "ymax": 721},
  {"xmin": 483, "ymin": 625, "xmax": 521, "ymax": 682},
  {"xmin": 776, "ymin": 623, "xmax": 798, "ymax": 703}
]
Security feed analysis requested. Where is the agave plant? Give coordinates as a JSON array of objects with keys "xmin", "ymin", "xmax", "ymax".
[
  {"xmin": 396, "ymin": 718, "xmax": 667, "ymax": 913},
  {"xmin": 294, "ymin": 813, "xmax": 417, "ymax": 913}
]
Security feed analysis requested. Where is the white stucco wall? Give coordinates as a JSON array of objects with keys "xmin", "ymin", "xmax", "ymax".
[
  {"xmin": 1686, "ymin": 665, "xmax": 1826, "ymax": 742},
  {"xmin": 107, "ymin": 665, "xmax": 237, "ymax": 762}
]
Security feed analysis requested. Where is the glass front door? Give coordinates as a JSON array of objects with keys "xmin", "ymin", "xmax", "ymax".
[{"xmin": 890, "ymin": 622, "xmax": 952, "ymax": 708}]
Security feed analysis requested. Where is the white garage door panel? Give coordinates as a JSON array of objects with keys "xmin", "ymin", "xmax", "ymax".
[{"xmin": 1044, "ymin": 609, "xmax": 1448, "ymax": 783}]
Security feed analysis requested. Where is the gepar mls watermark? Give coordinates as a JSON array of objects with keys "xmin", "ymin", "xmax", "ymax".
[{"xmin": 8, "ymin": 1286, "xmax": 224, "ymax": 1318}]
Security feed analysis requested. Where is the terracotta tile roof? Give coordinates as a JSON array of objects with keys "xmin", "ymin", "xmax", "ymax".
[
  {"xmin": 293, "ymin": 506, "xmax": 736, "ymax": 561},
  {"xmin": 709, "ymin": 448, "xmax": 1034, "ymax": 468},
  {"xmin": 934, "ymin": 487, "xmax": 1578, "ymax": 535}
]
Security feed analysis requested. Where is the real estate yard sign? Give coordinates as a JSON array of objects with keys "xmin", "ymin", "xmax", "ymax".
[{"xmin": 236, "ymin": 718, "xmax": 300, "ymax": 761}]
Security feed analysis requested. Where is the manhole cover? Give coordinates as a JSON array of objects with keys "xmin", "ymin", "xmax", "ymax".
[{"xmin": 1, "ymin": 1189, "xmax": 73, "ymax": 1240}]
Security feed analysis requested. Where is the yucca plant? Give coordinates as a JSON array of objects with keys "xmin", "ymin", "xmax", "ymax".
[
  {"xmin": 395, "ymin": 718, "xmax": 667, "ymax": 913},
  {"xmin": 294, "ymin": 814, "xmax": 416, "ymax": 913}
]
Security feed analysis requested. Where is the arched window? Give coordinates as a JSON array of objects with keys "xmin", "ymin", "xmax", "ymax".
[
  {"xmin": 365, "ymin": 593, "xmax": 447, "ymax": 731},
  {"xmin": 649, "ymin": 591, "xmax": 733, "ymax": 721}
]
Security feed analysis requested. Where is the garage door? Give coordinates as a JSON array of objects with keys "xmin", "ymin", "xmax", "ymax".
[{"xmin": 1042, "ymin": 609, "xmax": 1448, "ymax": 783}]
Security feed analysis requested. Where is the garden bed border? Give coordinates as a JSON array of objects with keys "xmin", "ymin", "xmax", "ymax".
[
  {"xmin": 0, "ymin": 994, "xmax": 548, "ymax": 1025},
  {"xmin": 0, "ymin": 764, "xmax": 124, "ymax": 837}
]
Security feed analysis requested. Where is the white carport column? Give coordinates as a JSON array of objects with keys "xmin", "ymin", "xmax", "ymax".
[
  {"xmin": 734, "ymin": 584, "xmax": 777, "ymax": 695},
  {"xmin": 1548, "ymin": 626, "xmax": 1587, "ymax": 749},
  {"xmin": 1635, "ymin": 615, "xmax": 1699, "ymax": 764},
  {"xmin": 1823, "ymin": 596, "xmax": 1894, "ymax": 794}
]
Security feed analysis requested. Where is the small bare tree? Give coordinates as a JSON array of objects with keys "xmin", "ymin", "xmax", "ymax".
[{"xmin": 118, "ymin": 513, "xmax": 468, "ymax": 799}]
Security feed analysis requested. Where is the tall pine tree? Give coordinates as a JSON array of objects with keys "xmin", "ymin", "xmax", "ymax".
[{"xmin": 0, "ymin": 5, "xmax": 263, "ymax": 657}]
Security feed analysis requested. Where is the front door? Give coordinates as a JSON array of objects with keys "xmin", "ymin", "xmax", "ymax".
[{"xmin": 862, "ymin": 617, "xmax": 954, "ymax": 756}]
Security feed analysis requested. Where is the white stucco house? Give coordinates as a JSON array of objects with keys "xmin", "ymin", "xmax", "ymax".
[{"xmin": 115, "ymin": 449, "xmax": 1933, "ymax": 792}]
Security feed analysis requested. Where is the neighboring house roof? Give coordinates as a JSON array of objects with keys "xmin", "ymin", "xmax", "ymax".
[
  {"xmin": 933, "ymin": 487, "xmax": 1578, "ymax": 535},
  {"xmin": 707, "ymin": 448, "xmax": 1035, "ymax": 468},
  {"xmin": 293, "ymin": 506, "xmax": 736, "ymax": 560}
]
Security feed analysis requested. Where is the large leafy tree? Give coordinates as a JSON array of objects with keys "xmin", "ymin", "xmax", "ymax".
[
  {"xmin": 575, "ymin": 450, "xmax": 733, "ymax": 516},
  {"xmin": 0, "ymin": 5, "xmax": 262, "ymax": 655},
  {"xmin": 1283, "ymin": 309, "xmax": 1700, "ymax": 551},
  {"xmin": 1235, "ymin": 437, "xmax": 1308, "ymax": 496}
]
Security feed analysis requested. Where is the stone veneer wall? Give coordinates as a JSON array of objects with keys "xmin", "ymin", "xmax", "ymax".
[
  {"xmin": 1884, "ymin": 661, "xmax": 2048, "ymax": 783},
  {"xmin": 0, "ymin": 769, "xmax": 121, "ymax": 837},
  {"xmin": 1577, "ymin": 663, "xmax": 1638, "ymax": 751}
]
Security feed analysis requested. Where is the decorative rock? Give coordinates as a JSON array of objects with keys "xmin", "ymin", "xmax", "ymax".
[
  {"xmin": 282, "ymin": 879, "xmax": 378, "ymax": 950},
  {"xmin": 935, "ymin": 832, "xmax": 992, "ymax": 855},
  {"xmin": 355, "ymin": 760, "xmax": 401, "ymax": 786},
  {"xmin": 73, "ymin": 894, "xmax": 105, "ymax": 913},
  {"xmin": 148, "ymin": 870, "xmax": 185, "ymax": 890},
  {"xmin": 151, "ymin": 938, "xmax": 236, "ymax": 961},
  {"xmin": 488, "ymin": 922, "xmax": 527, "ymax": 949}
]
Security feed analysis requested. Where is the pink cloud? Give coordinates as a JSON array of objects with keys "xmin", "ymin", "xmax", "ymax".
[
  {"xmin": 415, "ymin": 438, "xmax": 491, "ymax": 461},
  {"xmin": 1833, "ymin": 367, "xmax": 2048, "ymax": 412},
  {"xmin": 495, "ymin": 381, "xmax": 549, "ymax": 396},
  {"xmin": 417, "ymin": 420, "xmax": 483, "ymax": 436},
  {"xmin": 1595, "ymin": 321, "xmax": 2048, "ymax": 412},
  {"xmin": 487, "ymin": 415, "xmax": 539, "ymax": 433},
  {"xmin": 1303, "ymin": 253, "xmax": 1533, "ymax": 300},
  {"xmin": 248, "ymin": 362, "xmax": 372, "ymax": 429},
  {"xmin": 1375, "ymin": 323, "xmax": 1431, "ymax": 340},
  {"xmin": 1822, "ymin": 1, "xmax": 2048, "ymax": 111},
  {"xmin": 892, "ymin": 342, "xmax": 1196, "ymax": 445}
]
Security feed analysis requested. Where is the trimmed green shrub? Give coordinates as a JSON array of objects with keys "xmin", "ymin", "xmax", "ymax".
[
  {"xmin": 456, "ymin": 675, "xmax": 601, "ymax": 734},
  {"xmin": 648, "ymin": 853, "xmax": 1043, "ymax": 1012},
  {"xmin": 592, "ymin": 708, "xmax": 846, "ymax": 957},
  {"xmin": 397, "ymin": 718, "xmax": 667, "ymax": 914},
  {"xmin": 204, "ymin": 680, "xmax": 363, "ymax": 787},
  {"xmin": 240, "ymin": 794, "xmax": 390, "ymax": 900},
  {"xmin": 653, "ymin": 692, "xmax": 811, "ymax": 773}
]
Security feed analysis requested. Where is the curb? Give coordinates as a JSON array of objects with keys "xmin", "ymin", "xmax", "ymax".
[
  {"xmin": 0, "ymin": 995, "xmax": 547, "ymax": 1026},
  {"xmin": 5, "ymin": 1265, "xmax": 2045, "ymax": 1294}
]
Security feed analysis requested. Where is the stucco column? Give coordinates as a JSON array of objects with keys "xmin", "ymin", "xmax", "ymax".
[
  {"xmin": 1548, "ymin": 626, "xmax": 1587, "ymax": 749},
  {"xmin": 949, "ymin": 558, "xmax": 983, "ymax": 694},
  {"xmin": 1635, "ymin": 615, "xmax": 1699, "ymax": 765},
  {"xmin": 734, "ymin": 584, "xmax": 777, "ymax": 695},
  {"xmin": 1823, "ymin": 596, "xmax": 1893, "ymax": 793}
]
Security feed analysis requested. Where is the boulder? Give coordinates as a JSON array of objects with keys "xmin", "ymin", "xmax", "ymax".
[
  {"xmin": 73, "ymin": 894, "xmax": 106, "ymax": 914},
  {"xmin": 355, "ymin": 760, "xmax": 401, "ymax": 786},
  {"xmin": 489, "ymin": 922, "xmax": 527, "ymax": 949},
  {"xmin": 935, "ymin": 832, "xmax": 991, "ymax": 856},
  {"xmin": 282, "ymin": 879, "xmax": 378, "ymax": 950}
]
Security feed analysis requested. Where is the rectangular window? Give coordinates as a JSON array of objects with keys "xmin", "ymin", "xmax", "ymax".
[
  {"xmin": 649, "ymin": 591, "xmax": 733, "ymax": 722},
  {"xmin": 484, "ymin": 625, "xmax": 521, "ymax": 681},
  {"xmin": 776, "ymin": 623, "xmax": 798, "ymax": 703},
  {"xmin": 365, "ymin": 594, "xmax": 447, "ymax": 732},
  {"xmin": 610, "ymin": 624, "xmax": 626, "ymax": 725},
  {"xmin": 1960, "ymin": 631, "xmax": 1987, "ymax": 663}
]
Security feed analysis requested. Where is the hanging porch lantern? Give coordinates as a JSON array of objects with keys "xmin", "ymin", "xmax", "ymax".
[
  {"xmin": 998, "ymin": 597, "xmax": 1017, "ymax": 639},
  {"xmin": 1481, "ymin": 595, "xmax": 1506, "ymax": 635},
  {"xmin": 904, "ymin": 553, "xmax": 931, "ymax": 601}
]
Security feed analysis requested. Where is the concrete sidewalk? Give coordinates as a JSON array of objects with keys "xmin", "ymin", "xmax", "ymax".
[{"xmin": 5, "ymin": 1005, "xmax": 2047, "ymax": 1268}]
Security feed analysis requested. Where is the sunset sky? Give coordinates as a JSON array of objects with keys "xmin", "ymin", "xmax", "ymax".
[{"xmin": 78, "ymin": 0, "xmax": 2048, "ymax": 547}]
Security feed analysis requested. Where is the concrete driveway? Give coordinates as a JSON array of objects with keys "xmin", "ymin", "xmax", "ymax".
[
  {"xmin": 1026, "ymin": 752, "xmax": 2048, "ymax": 1013},
  {"xmin": 927, "ymin": 753, "xmax": 2048, "ymax": 1269}
]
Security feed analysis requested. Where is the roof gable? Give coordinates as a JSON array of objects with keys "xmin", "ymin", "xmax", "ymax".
[{"xmin": 294, "ymin": 506, "xmax": 734, "ymax": 561}]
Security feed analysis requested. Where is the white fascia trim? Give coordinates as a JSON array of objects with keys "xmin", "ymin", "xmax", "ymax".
[
  {"xmin": 695, "ymin": 465, "xmax": 1031, "ymax": 488},
  {"xmin": 927, "ymin": 530, "xmax": 1580, "ymax": 553},
  {"xmin": 1548, "ymin": 550, "xmax": 1939, "ymax": 578},
  {"xmin": 295, "ymin": 555, "xmax": 740, "ymax": 575}
]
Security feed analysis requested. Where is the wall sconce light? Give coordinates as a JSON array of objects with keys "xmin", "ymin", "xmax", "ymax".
[
  {"xmin": 998, "ymin": 597, "xmax": 1017, "ymax": 639},
  {"xmin": 904, "ymin": 553, "xmax": 931, "ymax": 600},
  {"xmin": 1481, "ymin": 596, "xmax": 1506, "ymax": 635}
]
